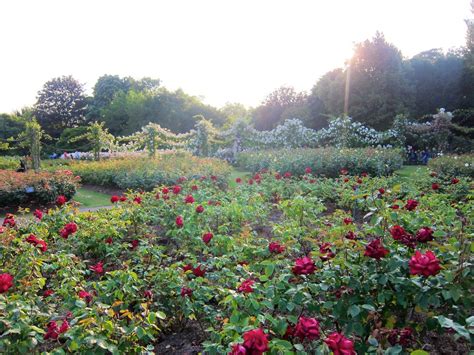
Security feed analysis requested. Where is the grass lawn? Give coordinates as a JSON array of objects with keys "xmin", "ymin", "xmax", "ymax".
[
  {"xmin": 228, "ymin": 169, "xmax": 251, "ymax": 188},
  {"xmin": 394, "ymin": 165, "xmax": 429, "ymax": 178},
  {"xmin": 73, "ymin": 188, "xmax": 112, "ymax": 208}
]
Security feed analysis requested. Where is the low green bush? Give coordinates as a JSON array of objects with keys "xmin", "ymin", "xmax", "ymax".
[
  {"xmin": 428, "ymin": 154, "xmax": 474, "ymax": 178},
  {"xmin": 0, "ymin": 156, "xmax": 22, "ymax": 170},
  {"xmin": 237, "ymin": 147, "xmax": 403, "ymax": 176}
]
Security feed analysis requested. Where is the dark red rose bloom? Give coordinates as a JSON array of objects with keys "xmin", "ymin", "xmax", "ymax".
[
  {"xmin": 364, "ymin": 239, "xmax": 389, "ymax": 259},
  {"xmin": 248, "ymin": 179, "xmax": 254, "ymax": 185},
  {"xmin": 340, "ymin": 169, "xmax": 348, "ymax": 175},
  {"xmin": 324, "ymin": 332, "xmax": 356, "ymax": 355},
  {"xmin": 238, "ymin": 261, "xmax": 249, "ymax": 266},
  {"xmin": 196, "ymin": 205, "xmax": 204, "ymax": 213},
  {"xmin": 155, "ymin": 193, "xmax": 160, "ymax": 199},
  {"xmin": 292, "ymin": 256, "xmax": 316, "ymax": 275},
  {"xmin": 229, "ymin": 343, "xmax": 247, "ymax": 355},
  {"xmin": 105, "ymin": 237, "xmax": 113, "ymax": 244},
  {"xmin": 191, "ymin": 185, "xmax": 198, "ymax": 191},
  {"xmin": 416, "ymin": 227, "xmax": 434, "ymax": 243},
  {"xmin": 133, "ymin": 196, "xmax": 142, "ymax": 204},
  {"xmin": 275, "ymin": 173, "xmax": 282, "ymax": 180},
  {"xmin": 200, "ymin": 175, "xmax": 207, "ymax": 181},
  {"xmin": 163, "ymin": 194, "xmax": 170, "ymax": 200},
  {"xmin": 431, "ymin": 183, "xmax": 439, "ymax": 190},
  {"xmin": 343, "ymin": 177, "xmax": 349, "ymax": 183},
  {"xmin": 253, "ymin": 173, "xmax": 261, "ymax": 180},
  {"xmin": 284, "ymin": 324, "xmax": 295, "ymax": 339},
  {"xmin": 56, "ymin": 195, "xmax": 67, "ymax": 206},
  {"xmin": 119, "ymin": 195, "xmax": 127, "ymax": 202},
  {"xmin": 295, "ymin": 316, "xmax": 320, "ymax": 341},
  {"xmin": 237, "ymin": 279, "xmax": 255, "ymax": 293},
  {"xmin": 184, "ymin": 194, "xmax": 195, "ymax": 204},
  {"xmin": 345, "ymin": 231, "xmax": 357, "ymax": 240},
  {"xmin": 90, "ymin": 261, "xmax": 104, "ymax": 274},
  {"xmin": 180, "ymin": 286, "xmax": 193, "ymax": 297},
  {"xmin": 172, "ymin": 185, "xmax": 182, "ymax": 194},
  {"xmin": 283, "ymin": 172, "xmax": 291, "ymax": 178},
  {"xmin": 43, "ymin": 289, "xmax": 54, "ymax": 297},
  {"xmin": 319, "ymin": 242, "xmax": 336, "ymax": 261},
  {"xmin": 269, "ymin": 241, "xmax": 285, "ymax": 254},
  {"xmin": 211, "ymin": 175, "xmax": 218, "ymax": 181},
  {"xmin": 2, "ymin": 213, "xmax": 16, "ymax": 227},
  {"xmin": 390, "ymin": 225, "xmax": 407, "ymax": 241},
  {"xmin": 110, "ymin": 195, "xmax": 120, "ymax": 203},
  {"xmin": 404, "ymin": 199, "xmax": 418, "ymax": 211},
  {"xmin": 235, "ymin": 177, "xmax": 242, "ymax": 183},
  {"xmin": 130, "ymin": 239, "xmax": 139, "ymax": 250},
  {"xmin": 451, "ymin": 177, "xmax": 459, "ymax": 184},
  {"xmin": 305, "ymin": 167, "xmax": 312, "ymax": 174},
  {"xmin": 378, "ymin": 188, "xmax": 385, "ymax": 194},
  {"xmin": 242, "ymin": 328, "xmax": 269, "ymax": 355},
  {"xmin": 192, "ymin": 265, "xmax": 206, "ymax": 277},
  {"xmin": 44, "ymin": 320, "xmax": 69, "ymax": 340},
  {"xmin": 310, "ymin": 179, "xmax": 316, "ymax": 183},
  {"xmin": 391, "ymin": 204, "xmax": 400, "ymax": 209},
  {"xmin": 0, "ymin": 273, "xmax": 13, "ymax": 293},
  {"xmin": 162, "ymin": 187, "xmax": 169, "ymax": 194},
  {"xmin": 33, "ymin": 209, "xmax": 43, "ymax": 220},
  {"xmin": 176, "ymin": 215, "xmax": 184, "ymax": 228},
  {"xmin": 409, "ymin": 250, "xmax": 441, "ymax": 277},
  {"xmin": 144, "ymin": 290, "xmax": 153, "ymax": 299},
  {"xmin": 361, "ymin": 172, "xmax": 368, "ymax": 177},
  {"xmin": 388, "ymin": 327, "xmax": 413, "ymax": 347},
  {"xmin": 26, "ymin": 234, "xmax": 47, "ymax": 252},
  {"xmin": 59, "ymin": 222, "xmax": 78, "ymax": 239},
  {"xmin": 178, "ymin": 176, "xmax": 187, "ymax": 183},
  {"xmin": 182, "ymin": 264, "xmax": 193, "ymax": 272},
  {"xmin": 357, "ymin": 178, "xmax": 363, "ymax": 184},
  {"xmin": 78, "ymin": 290, "xmax": 93, "ymax": 303},
  {"xmin": 343, "ymin": 217, "xmax": 353, "ymax": 225},
  {"xmin": 202, "ymin": 232, "xmax": 213, "ymax": 244}
]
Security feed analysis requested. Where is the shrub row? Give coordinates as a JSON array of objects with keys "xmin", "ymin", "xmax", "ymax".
[
  {"xmin": 428, "ymin": 154, "xmax": 474, "ymax": 178},
  {"xmin": 66, "ymin": 152, "xmax": 232, "ymax": 190},
  {"xmin": 236, "ymin": 147, "xmax": 403, "ymax": 176},
  {"xmin": 0, "ymin": 170, "xmax": 79, "ymax": 207}
]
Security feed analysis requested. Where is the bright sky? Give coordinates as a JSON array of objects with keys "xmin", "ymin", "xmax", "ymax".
[{"xmin": 0, "ymin": 0, "xmax": 471, "ymax": 113}]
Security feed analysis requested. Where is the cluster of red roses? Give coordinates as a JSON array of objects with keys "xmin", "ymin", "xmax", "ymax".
[
  {"xmin": 56, "ymin": 195, "xmax": 68, "ymax": 206},
  {"xmin": 268, "ymin": 241, "xmax": 285, "ymax": 254},
  {"xmin": 182, "ymin": 263, "xmax": 206, "ymax": 277},
  {"xmin": 0, "ymin": 273, "xmax": 13, "ymax": 294},
  {"xmin": 33, "ymin": 209, "xmax": 43, "ymax": 220},
  {"xmin": 110, "ymin": 195, "xmax": 127, "ymax": 203},
  {"xmin": 59, "ymin": 222, "xmax": 78, "ymax": 238},
  {"xmin": 90, "ymin": 261, "xmax": 104, "ymax": 274},
  {"xmin": 44, "ymin": 320, "xmax": 69, "ymax": 340},
  {"xmin": 237, "ymin": 279, "xmax": 255, "ymax": 293},
  {"xmin": 390, "ymin": 225, "xmax": 434, "ymax": 248},
  {"xmin": 26, "ymin": 234, "xmax": 47, "ymax": 252},
  {"xmin": 2, "ymin": 213, "xmax": 16, "ymax": 228}
]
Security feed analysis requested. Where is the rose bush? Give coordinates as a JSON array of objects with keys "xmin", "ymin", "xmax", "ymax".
[{"xmin": 0, "ymin": 165, "xmax": 472, "ymax": 354}]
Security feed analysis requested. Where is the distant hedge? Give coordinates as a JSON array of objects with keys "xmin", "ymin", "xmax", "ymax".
[
  {"xmin": 236, "ymin": 148, "xmax": 403, "ymax": 177},
  {"xmin": 428, "ymin": 154, "xmax": 474, "ymax": 178}
]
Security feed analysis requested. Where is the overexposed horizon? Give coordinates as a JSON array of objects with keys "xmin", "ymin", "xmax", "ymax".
[{"xmin": 0, "ymin": 0, "xmax": 471, "ymax": 114}]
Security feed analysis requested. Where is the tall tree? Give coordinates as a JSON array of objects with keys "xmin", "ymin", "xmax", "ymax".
[
  {"xmin": 460, "ymin": 0, "xmax": 474, "ymax": 108},
  {"xmin": 347, "ymin": 32, "xmax": 414, "ymax": 129},
  {"xmin": 34, "ymin": 76, "xmax": 87, "ymax": 138},
  {"xmin": 252, "ymin": 86, "xmax": 308, "ymax": 130}
]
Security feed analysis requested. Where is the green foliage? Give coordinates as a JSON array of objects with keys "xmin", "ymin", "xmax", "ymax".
[
  {"xmin": 237, "ymin": 147, "xmax": 403, "ymax": 176},
  {"xmin": 56, "ymin": 127, "xmax": 91, "ymax": 152},
  {"xmin": 17, "ymin": 120, "xmax": 43, "ymax": 172},
  {"xmin": 428, "ymin": 154, "xmax": 474, "ymax": 178},
  {"xmin": 71, "ymin": 122, "xmax": 114, "ymax": 161}
]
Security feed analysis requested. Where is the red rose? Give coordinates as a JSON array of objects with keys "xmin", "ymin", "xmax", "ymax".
[
  {"xmin": 242, "ymin": 328, "xmax": 269, "ymax": 355},
  {"xmin": 390, "ymin": 225, "xmax": 407, "ymax": 241},
  {"xmin": 451, "ymin": 177, "xmax": 459, "ymax": 184},
  {"xmin": 292, "ymin": 256, "xmax": 316, "ymax": 275},
  {"xmin": 192, "ymin": 265, "xmax": 206, "ymax": 277},
  {"xmin": 180, "ymin": 286, "xmax": 193, "ymax": 297},
  {"xmin": 144, "ymin": 290, "xmax": 153, "ymax": 299},
  {"xmin": 44, "ymin": 289, "xmax": 54, "ymax": 297},
  {"xmin": 345, "ymin": 231, "xmax": 357, "ymax": 240},
  {"xmin": 0, "ymin": 273, "xmax": 13, "ymax": 293},
  {"xmin": 78, "ymin": 290, "xmax": 93, "ymax": 303},
  {"xmin": 26, "ymin": 234, "xmax": 47, "ymax": 252},
  {"xmin": 364, "ymin": 239, "xmax": 389, "ymax": 259},
  {"xmin": 343, "ymin": 217, "xmax": 353, "ymax": 225},
  {"xmin": 196, "ymin": 205, "xmax": 204, "ymax": 213},
  {"xmin": 340, "ymin": 169, "xmax": 348, "ymax": 175},
  {"xmin": 178, "ymin": 176, "xmax": 187, "ymax": 183},
  {"xmin": 283, "ymin": 172, "xmax": 291, "ymax": 178},
  {"xmin": 59, "ymin": 222, "xmax": 77, "ymax": 239},
  {"xmin": 319, "ymin": 242, "xmax": 336, "ymax": 261},
  {"xmin": 378, "ymin": 188, "xmax": 385, "ymax": 194},
  {"xmin": 110, "ymin": 195, "xmax": 120, "ymax": 203},
  {"xmin": 182, "ymin": 264, "xmax": 193, "ymax": 272},
  {"xmin": 391, "ymin": 204, "xmax": 400, "ymax": 210},
  {"xmin": 176, "ymin": 215, "xmax": 184, "ymax": 228},
  {"xmin": 343, "ymin": 177, "xmax": 349, "ymax": 183},
  {"xmin": 295, "ymin": 316, "xmax": 320, "ymax": 341},
  {"xmin": 357, "ymin": 178, "xmax": 363, "ymax": 184},
  {"xmin": 172, "ymin": 185, "xmax": 182, "ymax": 194},
  {"xmin": 269, "ymin": 242, "xmax": 285, "ymax": 254},
  {"xmin": 56, "ymin": 195, "xmax": 67, "ymax": 206},
  {"xmin": 404, "ymin": 199, "xmax": 418, "ymax": 211},
  {"xmin": 416, "ymin": 227, "xmax": 434, "ymax": 243},
  {"xmin": 2, "ymin": 214, "xmax": 16, "ymax": 227},
  {"xmin": 184, "ymin": 194, "xmax": 195, "ymax": 204},
  {"xmin": 44, "ymin": 320, "xmax": 69, "ymax": 340},
  {"xmin": 105, "ymin": 237, "xmax": 113, "ymax": 244},
  {"xmin": 191, "ymin": 185, "xmax": 198, "ymax": 191},
  {"xmin": 130, "ymin": 239, "xmax": 139, "ymax": 250},
  {"xmin": 238, "ymin": 279, "xmax": 255, "ymax": 293},
  {"xmin": 409, "ymin": 250, "xmax": 441, "ymax": 277},
  {"xmin": 229, "ymin": 343, "xmax": 247, "ymax": 355},
  {"xmin": 119, "ymin": 195, "xmax": 127, "ymax": 202},
  {"xmin": 388, "ymin": 327, "xmax": 413, "ymax": 346},
  {"xmin": 211, "ymin": 175, "xmax": 217, "ymax": 181},
  {"xmin": 162, "ymin": 187, "xmax": 169, "ymax": 194},
  {"xmin": 235, "ymin": 177, "xmax": 242, "ymax": 183},
  {"xmin": 310, "ymin": 179, "xmax": 316, "ymax": 183},
  {"xmin": 90, "ymin": 261, "xmax": 104, "ymax": 274},
  {"xmin": 431, "ymin": 183, "xmax": 439, "ymax": 190},
  {"xmin": 33, "ymin": 209, "xmax": 43, "ymax": 220},
  {"xmin": 305, "ymin": 167, "xmax": 312, "ymax": 174},
  {"xmin": 202, "ymin": 232, "xmax": 213, "ymax": 244},
  {"xmin": 248, "ymin": 179, "xmax": 254, "ymax": 185},
  {"xmin": 133, "ymin": 196, "xmax": 142, "ymax": 204},
  {"xmin": 361, "ymin": 172, "xmax": 368, "ymax": 177},
  {"xmin": 324, "ymin": 332, "xmax": 356, "ymax": 355},
  {"xmin": 275, "ymin": 173, "xmax": 282, "ymax": 180}
]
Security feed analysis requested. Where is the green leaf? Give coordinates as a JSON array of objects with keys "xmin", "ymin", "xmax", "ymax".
[
  {"xmin": 156, "ymin": 311, "xmax": 166, "ymax": 320},
  {"xmin": 348, "ymin": 305, "xmax": 361, "ymax": 318},
  {"xmin": 410, "ymin": 350, "xmax": 429, "ymax": 355},
  {"xmin": 362, "ymin": 304, "xmax": 376, "ymax": 311},
  {"xmin": 265, "ymin": 263, "xmax": 275, "ymax": 278},
  {"xmin": 384, "ymin": 345, "xmax": 403, "ymax": 354}
]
